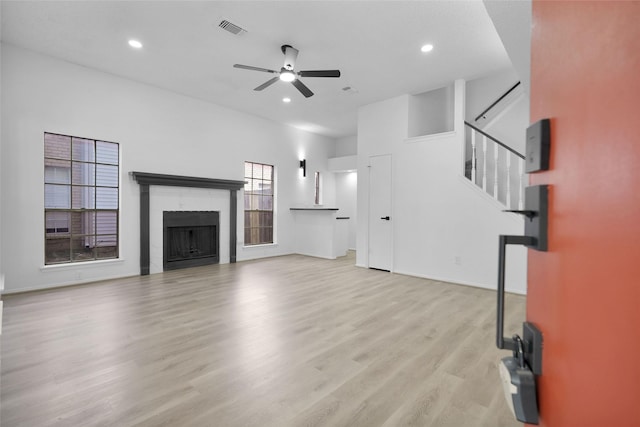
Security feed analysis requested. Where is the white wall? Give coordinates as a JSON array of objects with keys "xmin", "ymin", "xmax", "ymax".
[
  {"xmin": 356, "ymin": 95, "xmax": 410, "ymax": 268},
  {"xmin": 394, "ymin": 133, "xmax": 527, "ymax": 293},
  {"xmin": 0, "ymin": 38, "xmax": 4, "ymax": 294},
  {"xmin": 465, "ymin": 68, "xmax": 520, "ymax": 121},
  {"xmin": 357, "ymin": 80, "xmax": 527, "ymax": 293},
  {"xmin": 483, "ymin": 0, "xmax": 532, "ymax": 94},
  {"xmin": 0, "ymin": 45, "xmax": 336, "ymax": 292},
  {"xmin": 0, "ymin": 8, "xmax": 4, "ymax": 333},
  {"xmin": 335, "ymin": 135, "xmax": 357, "ymax": 157}
]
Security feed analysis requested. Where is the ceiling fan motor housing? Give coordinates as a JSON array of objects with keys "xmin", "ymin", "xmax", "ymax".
[{"xmin": 281, "ymin": 44, "xmax": 299, "ymax": 70}]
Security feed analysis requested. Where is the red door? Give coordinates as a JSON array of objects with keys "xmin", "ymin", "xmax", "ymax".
[{"xmin": 527, "ymin": 1, "xmax": 640, "ymax": 425}]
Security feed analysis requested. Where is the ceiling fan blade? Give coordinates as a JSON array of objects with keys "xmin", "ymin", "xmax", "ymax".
[
  {"xmin": 254, "ymin": 77, "xmax": 280, "ymax": 91},
  {"xmin": 234, "ymin": 64, "xmax": 278, "ymax": 74},
  {"xmin": 298, "ymin": 70, "xmax": 341, "ymax": 78},
  {"xmin": 292, "ymin": 79, "xmax": 314, "ymax": 98}
]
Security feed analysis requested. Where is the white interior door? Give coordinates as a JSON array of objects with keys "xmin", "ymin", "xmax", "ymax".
[{"xmin": 368, "ymin": 154, "xmax": 392, "ymax": 271}]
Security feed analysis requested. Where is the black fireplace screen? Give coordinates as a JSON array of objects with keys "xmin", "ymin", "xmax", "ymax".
[
  {"xmin": 163, "ymin": 211, "xmax": 219, "ymax": 270},
  {"xmin": 167, "ymin": 225, "xmax": 216, "ymax": 261}
]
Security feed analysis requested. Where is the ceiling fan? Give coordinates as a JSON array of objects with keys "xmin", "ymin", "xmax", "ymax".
[{"xmin": 233, "ymin": 44, "xmax": 341, "ymax": 98}]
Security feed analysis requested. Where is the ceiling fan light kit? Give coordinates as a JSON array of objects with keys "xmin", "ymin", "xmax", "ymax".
[
  {"xmin": 279, "ymin": 70, "xmax": 296, "ymax": 82},
  {"xmin": 233, "ymin": 44, "xmax": 341, "ymax": 98}
]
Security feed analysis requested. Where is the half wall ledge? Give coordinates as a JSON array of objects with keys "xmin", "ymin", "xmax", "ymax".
[{"xmin": 130, "ymin": 172, "xmax": 245, "ymax": 275}]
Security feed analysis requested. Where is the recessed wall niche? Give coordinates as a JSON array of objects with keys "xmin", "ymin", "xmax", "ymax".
[{"xmin": 408, "ymin": 84, "xmax": 455, "ymax": 137}]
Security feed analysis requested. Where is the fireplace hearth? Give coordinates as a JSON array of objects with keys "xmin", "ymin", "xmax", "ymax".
[{"xmin": 163, "ymin": 211, "xmax": 219, "ymax": 271}]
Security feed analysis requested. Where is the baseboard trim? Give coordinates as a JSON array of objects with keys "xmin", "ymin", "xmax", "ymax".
[
  {"xmin": 2, "ymin": 272, "xmax": 139, "ymax": 295},
  {"xmin": 392, "ymin": 268, "xmax": 527, "ymax": 295}
]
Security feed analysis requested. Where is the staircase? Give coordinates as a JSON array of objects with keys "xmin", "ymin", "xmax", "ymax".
[
  {"xmin": 464, "ymin": 121, "xmax": 525, "ymax": 209},
  {"xmin": 464, "ymin": 81, "xmax": 526, "ymax": 209}
]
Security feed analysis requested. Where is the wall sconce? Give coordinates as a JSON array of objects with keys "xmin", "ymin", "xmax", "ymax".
[{"xmin": 299, "ymin": 159, "xmax": 306, "ymax": 177}]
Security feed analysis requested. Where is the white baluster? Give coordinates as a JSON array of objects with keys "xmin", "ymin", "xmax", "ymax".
[
  {"xmin": 493, "ymin": 143, "xmax": 499, "ymax": 199},
  {"xmin": 506, "ymin": 153, "xmax": 512, "ymax": 209},
  {"xmin": 482, "ymin": 136, "xmax": 487, "ymax": 192},
  {"xmin": 518, "ymin": 157, "xmax": 525, "ymax": 210},
  {"xmin": 471, "ymin": 131, "xmax": 477, "ymax": 185}
]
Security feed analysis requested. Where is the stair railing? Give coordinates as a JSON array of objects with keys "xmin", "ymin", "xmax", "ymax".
[
  {"xmin": 474, "ymin": 81, "xmax": 521, "ymax": 123},
  {"xmin": 464, "ymin": 121, "xmax": 525, "ymax": 210}
]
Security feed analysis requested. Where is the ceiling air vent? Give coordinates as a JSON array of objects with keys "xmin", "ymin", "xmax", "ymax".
[{"xmin": 219, "ymin": 20, "xmax": 247, "ymax": 36}]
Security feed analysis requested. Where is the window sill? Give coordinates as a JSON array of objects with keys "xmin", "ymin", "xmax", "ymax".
[
  {"xmin": 40, "ymin": 258, "xmax": 125, "ymax": 272},
  {"xmin": 242, "ymin": 243, "xmax": 278, "ymax": 250}
]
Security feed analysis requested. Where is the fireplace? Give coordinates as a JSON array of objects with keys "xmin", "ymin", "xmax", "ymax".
[
  {"xmin": 163, "ymin": 211, "xmax": 219, "ymax": 271},
  {"xmin": 131, "ymin": 172, "xmax": 245, "ymax": 275}
]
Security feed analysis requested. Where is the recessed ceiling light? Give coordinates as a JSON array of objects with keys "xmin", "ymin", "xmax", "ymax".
[
  {"xmin": 283, "ymin": 97, "xmax": 291, "ymax": 103},
  {"xmin": 128, "ymin": 39, "xmax": 143, "ymax": 49},
  {"xmin": 421, "ymin": 44, "xmax": 434, "ymax": 53}
]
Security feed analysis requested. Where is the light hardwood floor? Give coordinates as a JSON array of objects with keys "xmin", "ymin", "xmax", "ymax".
[{"xmin": 1, "ymin": 252, "xmax": 524, "ymax": 426}]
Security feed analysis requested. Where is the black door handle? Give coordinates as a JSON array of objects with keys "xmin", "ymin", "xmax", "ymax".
[
  {"xmin": 380, "ymin": 216, "xmax": 390, "ymax": 220},
  {"xmin": 496, "ymin": 235, "xmax": 535, "ymax": 351}
]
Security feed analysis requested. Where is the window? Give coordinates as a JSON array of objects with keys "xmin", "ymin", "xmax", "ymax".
[
  {"xmin": 44, "ymin": 133, "xmax": 119, "ymax": 264},
  {"xmin": 244, "ymin": 161, "xmax": 274, "ymax": 245}
]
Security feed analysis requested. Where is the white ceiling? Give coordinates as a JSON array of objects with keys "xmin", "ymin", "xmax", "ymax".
[
  {"xmin": 483, "ymin": 0, "xmax": 531, "ymax": 94},
  {"xmin": 1, "ymin": 0, "xmax": 514, "ymax": 139}
]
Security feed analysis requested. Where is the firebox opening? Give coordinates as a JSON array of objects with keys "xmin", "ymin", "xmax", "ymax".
[{"xmin": 163, "ymin": 211, "xmax": 219, "ymax": 271}]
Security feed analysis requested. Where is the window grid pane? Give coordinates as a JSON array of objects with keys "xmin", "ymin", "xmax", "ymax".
[
  {"xmin": 96, "ymin": 141, "xmax": 119, "ymax": 165},
  {"xmin": 244, "ymin": 161, "xmax": 274, "ymax": 246},
  {"xmin": 44, "ymin": 134, "xmax": 71, "ymax": 160},
  {"xmin": 45, "ymin": 237, "xmax": 71, "ymax": 264},
  {"xmin": 45, "ymin": 163, "xmax": 71, "ymax": 183},
  {"xmin": 71, "ymin": 137, "xmax": 95, "ymax": 162},
  {"xmin": 72, "ymin": 162, "xmax": 96, "ymax": 185},
  {"xmin": 96, "ymin": 164, "xmax": 118, "ymax": 187},
  {"xmin": 45, "ymin": 184, "xmax": 71, "ymax": 209},
  {"xmin": 44, "ymin": 132, "xmax": 119, "ymax": 264},
  {"xmin": 71, "ymin": 186, "xmax": 95, "ymax": 209}
]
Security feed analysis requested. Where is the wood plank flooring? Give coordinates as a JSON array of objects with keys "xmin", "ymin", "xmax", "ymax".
[{"xmin": 1, "ymin": 252, "xmax": 524, "ymax": 426}]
